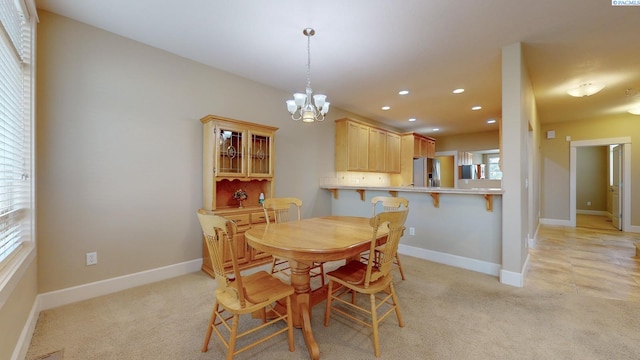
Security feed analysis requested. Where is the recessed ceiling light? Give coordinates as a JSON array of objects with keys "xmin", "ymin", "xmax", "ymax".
[
  {"xmin": 408, "ymin": 118, "xmax": 416, "ymax": 122},
  {"xmin": 453, "ymin": 88, "xmax": 465, "ymax": 94},
  {"xmin": 472, "ymin": 106, "xmax": 482, "ymax": 111},
  {"xmin": 398, "ymin": 90, "xmax": 409, "ymax": 95},
  {"xmin": 432, "ymin": 128, "xmax": 440, "ymax": 132},
  {"xmin": 381, "ymin": 106, "xmax": 390, "ymax": 111},
  {"xmin": 487, "ymin": 119, "xmax": 496, "ymax": 124}
]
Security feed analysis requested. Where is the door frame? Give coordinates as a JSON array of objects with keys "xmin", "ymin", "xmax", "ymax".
[{"xmin": 569, "ymin": 137, "xmax": 631, "ymax": 231}]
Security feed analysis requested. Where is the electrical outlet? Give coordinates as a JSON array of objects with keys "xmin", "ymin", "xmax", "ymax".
[
  {"xmin": 409, "ymin": 227, "xmax": 415, "ymax": 236},
  {"xmin": 86, "ymin": 252, "xmax": 97, "ymax": 266}
]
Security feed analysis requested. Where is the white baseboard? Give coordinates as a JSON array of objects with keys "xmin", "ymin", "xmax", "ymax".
[
  {"xmin": 539, "ymin": 218, "xmax": 571, "ymax": 226},
  {"xmin": 37, "ymin": 259, "xmax": 202, "ymax": 312},
  {"xmin": 576, "ymin": 209, "xmax": 608, "ymax": 216},
  {"xmin": 398, "ymin": 244, "xmax": 501, "ymax": 277},
  {"xmin": 11, "ymin": 296, "xmax": 40, "ymax": 360},
  {"xmin": 627, "ymin": 225, "xmax": 640, "ymax": 233},
  {"xmin": 500, "ymin": 269, "xmax": 523, "ymax": 287},
  {"xmin": 500, "ymin": 252, "xmax": 530, "ymax": 288}
]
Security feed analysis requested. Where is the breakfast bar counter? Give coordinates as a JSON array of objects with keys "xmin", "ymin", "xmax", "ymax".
[{"xmin": 321, "ymin": 184, "xmax": 504, "ymax": 278}]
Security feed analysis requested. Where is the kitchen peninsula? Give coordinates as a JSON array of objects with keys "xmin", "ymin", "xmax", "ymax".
[{"xmin": 321, "ymin": 184, "xmax": 504, "ymax": 277}]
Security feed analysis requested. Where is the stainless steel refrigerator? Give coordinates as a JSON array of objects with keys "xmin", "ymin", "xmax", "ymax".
[{"xmin": 430, "ymin": 158, "xmax": 441, "ymax": 187}]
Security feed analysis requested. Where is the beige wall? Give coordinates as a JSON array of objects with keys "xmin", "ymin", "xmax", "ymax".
[
  {"xmin": 34, "ymin": 11, "xmax": 352, "ymax": 293},
  {"xmin": 500, "ymin": 42, "xmax": 539, "ymax": 277},
  {"xmin": 576, "ymin": 146, "xmax": 608, "ymax": 212},
  {"xmin": 435, "ymin": 130, "xmax": 500, "ymax": 153},
  {"xmin": 540, "ymin": 115, "xmax": 640, "ymax": 225}
]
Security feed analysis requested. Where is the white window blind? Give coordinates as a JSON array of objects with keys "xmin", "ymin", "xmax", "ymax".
[{"xmin": 0, "ymin": 0, "xmax": 32, "ymax": 264}]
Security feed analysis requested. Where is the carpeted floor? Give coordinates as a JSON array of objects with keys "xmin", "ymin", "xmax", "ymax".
[{"xmin": 26, "ymin": 256, "xmax": 640, "ymax": 360}]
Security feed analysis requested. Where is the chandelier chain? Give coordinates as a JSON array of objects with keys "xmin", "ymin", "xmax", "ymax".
[{"xmin": 306, "ymin": 31, "xmax": 312, "ymax": 90}]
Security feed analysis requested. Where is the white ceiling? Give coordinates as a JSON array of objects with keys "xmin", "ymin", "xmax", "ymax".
[{"xmin": 35, "ymin": 0, "xmax": 640, "ymax": 136}]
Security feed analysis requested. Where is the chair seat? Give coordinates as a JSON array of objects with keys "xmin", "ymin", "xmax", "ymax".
[
  {"xmin": 219, "ymin": 271, "xmax": 294, "ymax": 314},
  {"xmin": 326, "ymin": 260, "xmax": 392, "ymax": 294}
]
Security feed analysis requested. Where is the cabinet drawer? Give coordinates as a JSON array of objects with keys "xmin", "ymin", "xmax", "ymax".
[
  {"xmin": 251, "ymin": 211, "xmax": 274, "ymax": 225},
  {"xmin": 226, "ymin": 213, "xmax": 251, "ymax": 228}
]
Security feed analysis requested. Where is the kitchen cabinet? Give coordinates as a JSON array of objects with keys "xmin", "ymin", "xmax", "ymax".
[
  {"xmin": 200, "ymin": 114, "xmax": 278, "ymax": 274},
  {"xmin": 386, "ymin": 132, "xmax": 401, "ymax": 173},
  {"xmin": 336, "ymin": 118, "xmax": 401, "ymax": 173},
  {"xmin": 413, "ymin": 134, "xmax": 436, "ymax": 158},
  {"xmin": 369, "ymin": 127, "xmax": 386, "ymax": 172}
]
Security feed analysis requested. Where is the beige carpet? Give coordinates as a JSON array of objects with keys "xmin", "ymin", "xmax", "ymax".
[{"xmin": 26, "ymin": 256, "xmax": 640, "ymax": 360}]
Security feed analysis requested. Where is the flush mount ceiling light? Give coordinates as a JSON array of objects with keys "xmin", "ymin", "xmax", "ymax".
[
  {"xmin": 381, "ymin": 106, "xmax": 390, "ymax": 111},
  {"xmin": 567, "ymin": 82, "xmax": 605, "ymax": 97},
  {"xmin": 452, "ymin": 88, "xmax": 465, "ymax": 94},
  {"xmin": 398, "ymin": 90, "xmax": 409, "ymax": 95},
  {"xmin": 408, "ymin": 118, "xmax": 416, "ymax": 122},
  {"xmin": 286, "ymin": 28, "xmax": 329, "ymax": 123}
]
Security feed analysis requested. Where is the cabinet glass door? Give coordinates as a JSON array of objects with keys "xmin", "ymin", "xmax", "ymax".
[
  {"xmin": 216, "ymin": 126, "xmax": 245, "ymax": 176},
  {"xmin": 248, "ymin": 131, "xmax": 273, "ymax": 177}
]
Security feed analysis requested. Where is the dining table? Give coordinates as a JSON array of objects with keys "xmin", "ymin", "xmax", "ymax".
[{"xmin": 244, "ymin": 215, "xmax": 388, "ymax": 360}]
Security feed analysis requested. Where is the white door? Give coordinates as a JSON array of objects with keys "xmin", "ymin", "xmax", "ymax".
[{"xmin": 611, "ymin": 145, "xmax": 622, "ymax": 230}]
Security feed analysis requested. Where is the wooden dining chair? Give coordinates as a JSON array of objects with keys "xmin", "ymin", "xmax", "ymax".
[
  {"xmin": 263, "ymin": 197, "xmax": 325, "ymax": 289},
  {"xmin": 361, "ymin": 196, "xmax": 409, "ymax": 280},
  {"xmin": 324, "ymin": 209, "xmax": 409, "ymax": 358},
  {"xmin": 197, "ymin": 210, "xmax": 295, "ymax": 360}
]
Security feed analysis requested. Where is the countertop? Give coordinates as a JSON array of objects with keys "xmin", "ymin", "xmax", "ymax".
[{"xmin": 320, "ymin": 184, "xmax": 504, "ymax": 195}]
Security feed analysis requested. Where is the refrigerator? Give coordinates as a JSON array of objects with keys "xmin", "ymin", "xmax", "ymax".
[
  {"xmin": 414, "ymin": 158, "xmax": 441, "ymax": 187},
  {"xmin": 460, "ymin": 164, "xmax": 477, "ymax": 179},
  {"xmin": 430, "ymin": 158, "xmax": 441, "ymax": 187}
]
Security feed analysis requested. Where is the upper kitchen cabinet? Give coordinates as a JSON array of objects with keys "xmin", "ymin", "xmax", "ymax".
[
  {"xmin": 335, "ymin": 118, "xmax": 401, "ymax": 173},
  {"xmin": 201, "ymin": 115, "xmax": 277, "ymax": 211},
  {"xmin": 386, "ymin": 132, "xmax": 401, "ymax": 173},
  {"xmin": 412, "ymin": 133, "xmax": 436, "ymax": 158}
]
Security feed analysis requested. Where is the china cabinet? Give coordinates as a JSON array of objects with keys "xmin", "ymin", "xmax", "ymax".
[{"xmin": 200, "ymin": 115, "xmax": 278, "ymax": 275}]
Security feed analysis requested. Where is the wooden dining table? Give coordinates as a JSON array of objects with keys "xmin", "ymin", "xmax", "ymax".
[{"xmin": 244, "ymin": 215, "xmax": 388, "ymax": 360}]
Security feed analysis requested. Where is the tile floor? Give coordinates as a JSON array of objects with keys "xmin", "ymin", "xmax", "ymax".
[{"xmin": 526, "ymin": 215, "xmax": 640, "ymax": 301}]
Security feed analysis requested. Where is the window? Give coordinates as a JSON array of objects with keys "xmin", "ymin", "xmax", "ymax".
[
  {"xmin": 0, "ymin": 0, "xmax": 34, "ymax": 267},
  {"xmin": 486, "ymin": 154, "xmax": 502, "ymax": 180}
]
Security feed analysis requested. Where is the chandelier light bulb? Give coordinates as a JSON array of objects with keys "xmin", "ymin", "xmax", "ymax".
[{"xmin": 286, "ymin": 28, "xmax": 329, "ymax": 122}]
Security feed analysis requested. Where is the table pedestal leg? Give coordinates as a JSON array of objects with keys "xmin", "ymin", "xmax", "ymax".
[{"xmin": 290, "ymin": 261, "xmax": 320, "ymax": 360}]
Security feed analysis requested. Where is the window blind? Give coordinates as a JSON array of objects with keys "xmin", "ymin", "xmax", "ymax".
[{"xmin": 0, "ymin": 0, "xmax": 32, "ymax": 264}]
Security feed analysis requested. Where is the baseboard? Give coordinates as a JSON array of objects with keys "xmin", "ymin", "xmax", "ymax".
[
  {"xmin": 539, "ymin": 218, "xmax": 571, "ymax": 226},
  {"xmin": 37, "ymin": 258, "xmax": 202, "ymax": 312},
  {"xmin": 576, "ymin": 209, "xmax": 608, "ymax": 216},
  {"xmin": 528, "ymin": 222, "xmax": 541, "ymax": 249},
  {"xmin": 500, "ymin": 269, "xmax": 523, "ymax": 287},
  {"xmin": 11, "ymin": 296, "xmax": 40, "ymax": 360},
  {"xmin": 398, "ymin": 244, "xmax": 501, "ymax": 277},
  {"xmin": 498, "ymin": 252, "xmax": 530, "ymax": 288},
  {"xmin": 628, "ymin": 225, "xmax": 640, "ymax": 233}
]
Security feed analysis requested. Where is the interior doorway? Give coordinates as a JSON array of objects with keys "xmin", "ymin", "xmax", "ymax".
[{"xmin": 570, "ymin": 137, "xmax": 631, "ymax": 231}]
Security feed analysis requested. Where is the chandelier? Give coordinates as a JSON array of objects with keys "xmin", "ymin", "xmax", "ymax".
[{"xmin": 286, "ymin": 28, "xmax": 330, "ymax": 122}]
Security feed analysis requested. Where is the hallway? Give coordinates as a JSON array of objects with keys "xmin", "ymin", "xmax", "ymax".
[{"xmin": 526, "ymin": 216, "xmax": 640, "ymax": 302}]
